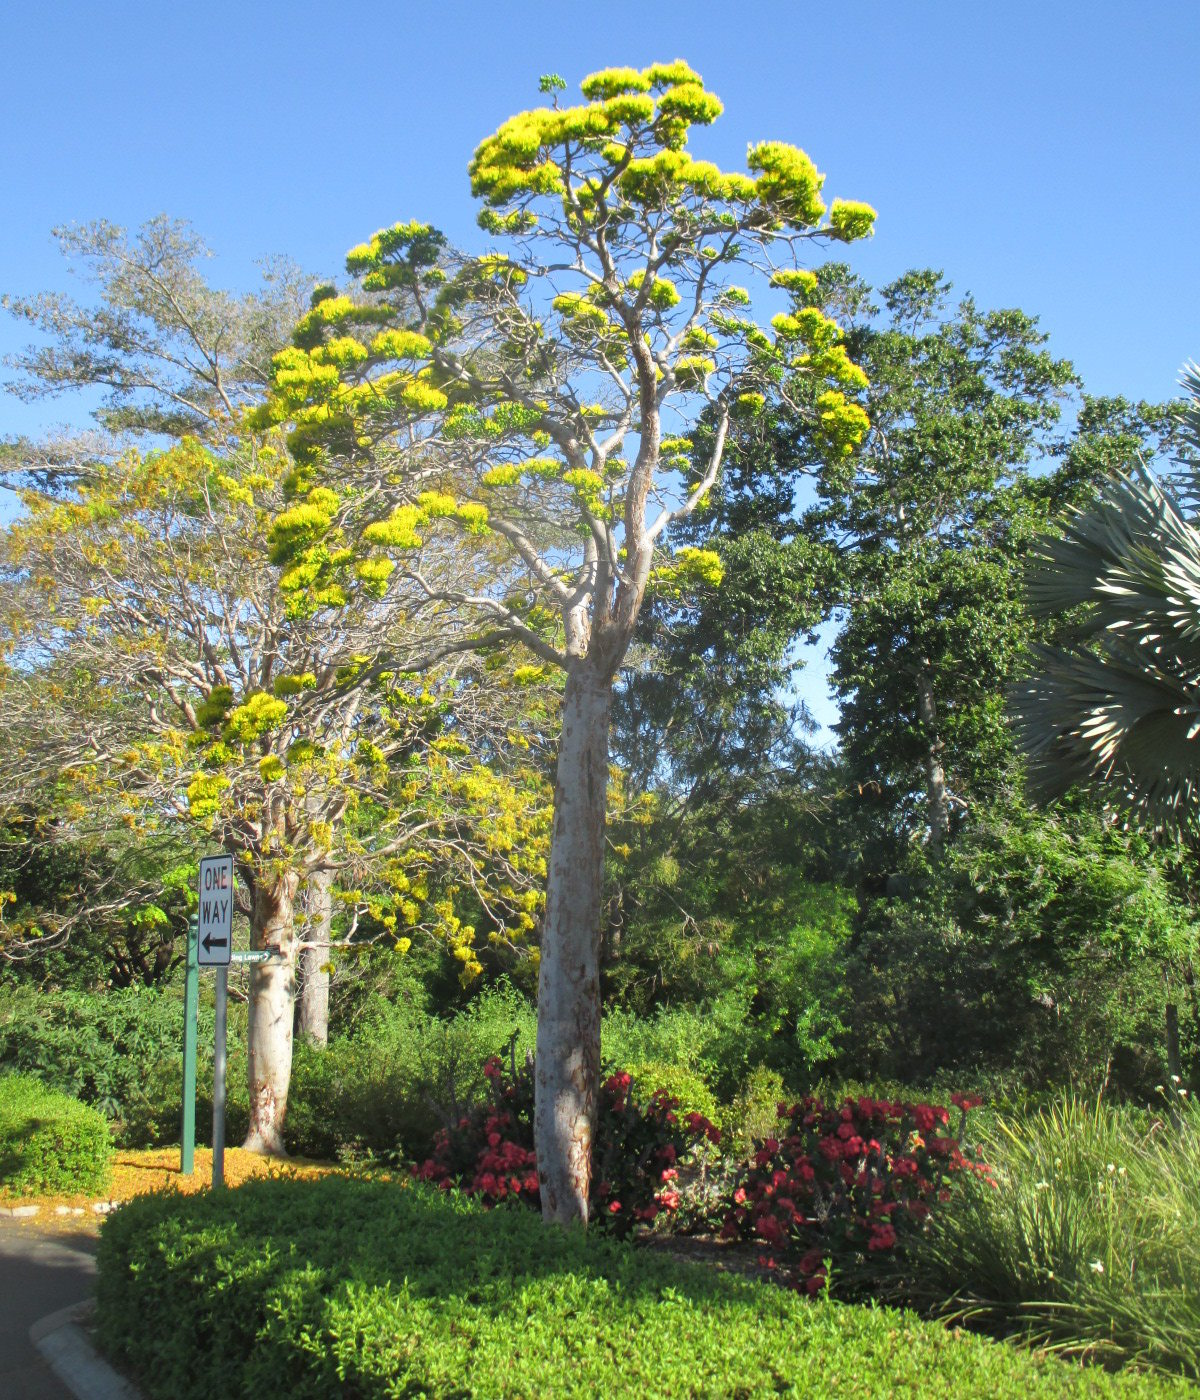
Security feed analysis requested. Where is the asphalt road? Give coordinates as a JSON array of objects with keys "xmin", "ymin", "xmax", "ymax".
[{"xmin": 0, "ymin": 1219, "xmax": 98, "ymax": 1399}]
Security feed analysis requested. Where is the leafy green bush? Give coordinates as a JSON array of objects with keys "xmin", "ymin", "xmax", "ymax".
[
  {"xmin": 0, "ymin": 982, "xmax": 247, "ymax": 1146},
  {"xmin": 0, "ymin": 984, "xmax": 199, "ymax": 1128},
  {"xmin": 0, "ymin": 980, "xmax": 536, "ymax": 1161},
  {"xmin": 908, "ymin": 1094, "xmax": 1200, "ymax": 1379},
  {"xmin": 602, "ymin": 996, "xmax": 756, "ymax": 1098},
  {"xmin": 286, "ymin": 981, "xmax": 537, "ymax": 1162},
  {"xmin": 725, "ymin": 1063, "xmax": 787, "ymax": 1158},
  {"xmin": 94, "ymin": 1177, "xmax": 1176, "ymax": 1398},
  {"xmin": 0, "ymin": 1073, "xmax": 111, "ymax": 1195},
  {"xmin": 840, "ymin": 803, "xmax": 1198, "ymax": 1097},
  {"xmin": 625, "ymin": 1060, "xmax": 719, "ymax": 1125}
]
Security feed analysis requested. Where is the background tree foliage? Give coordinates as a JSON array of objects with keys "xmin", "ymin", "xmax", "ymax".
[
  {"xmin": 0, "ymin": 220, "xmax": 552, "ymax": 1153},
  {"xmin": 1, "ymin": 66, "xmax": 1196, "ymax": 1203}
]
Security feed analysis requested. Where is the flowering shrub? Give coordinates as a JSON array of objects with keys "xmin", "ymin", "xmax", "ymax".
[
  {"xmin": 722, "ymin": 1092, "xmax": 989, "ymax": 1293},
  {"xmin": 414, "ymin": 1054, "xmax": 719, "ymax": 1236}
]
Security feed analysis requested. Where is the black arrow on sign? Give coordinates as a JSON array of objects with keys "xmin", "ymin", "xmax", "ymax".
[{"xmin": 202, "ymin": 932, "xmax": 228, "ymax": 955}]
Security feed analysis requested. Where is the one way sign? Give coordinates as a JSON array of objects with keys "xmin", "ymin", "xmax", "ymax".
[{"xmin": 197, "ymin": 855, "xmax": 234, "ymax": 966}]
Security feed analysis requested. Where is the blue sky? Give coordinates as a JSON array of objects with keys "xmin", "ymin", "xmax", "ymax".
[{"xmin": 3, "ymin": 1, "xmax": 1197, "ymax": 737}]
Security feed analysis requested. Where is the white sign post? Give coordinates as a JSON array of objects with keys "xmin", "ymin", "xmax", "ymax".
[{"xmin": 197, "ymin": 855, "xmax": 233, "ymax": 1188}]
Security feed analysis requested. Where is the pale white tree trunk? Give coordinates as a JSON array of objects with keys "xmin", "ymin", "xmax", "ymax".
[
  {"xmin": 243, "ymin": 870, "xmax": 299, "ymax": 1155},
  {"xmin": 534, "ymin": 659, "xmax": 612, "ymax": 1225},
  {"xmin": 916, "ymin": 664, "xmax": 949, "ymax": 852},
  {"xmin": 295, "ymin": 868, "xmax": 332, "ymax": 1046}
]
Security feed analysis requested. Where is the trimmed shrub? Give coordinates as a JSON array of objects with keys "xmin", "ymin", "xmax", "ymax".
[
  {"xmin": 0, "ymin": 1073, "xmax": 111, "ymax": 1195},
  {"xmin": 95, "ymin": 1177, "xmax": 1173, "ymax": 1399}
]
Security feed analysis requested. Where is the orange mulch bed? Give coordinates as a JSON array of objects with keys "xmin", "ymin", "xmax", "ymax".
[{"xmin": 0, "ymin": 1146, "xmax": 348, "ymax": 1214}]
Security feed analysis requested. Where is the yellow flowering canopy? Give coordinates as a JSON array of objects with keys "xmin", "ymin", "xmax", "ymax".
[{"xmin": 259, "ymin": 61, "xmax": 873, "ymax": 668}]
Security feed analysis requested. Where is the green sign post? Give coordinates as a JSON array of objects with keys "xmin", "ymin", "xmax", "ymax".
[
  {"xmin": 180, "ymin": 913, "xmax": 199, "ymax": 1175},
  {"xmin": 180, "ymin": 857, "xmax": 288, "ymax": 1187}
]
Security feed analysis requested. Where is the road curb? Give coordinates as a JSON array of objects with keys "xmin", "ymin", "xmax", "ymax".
[{"xmin": 29, "ymin": 1299, "xmax": 143, "ymax": 1400}]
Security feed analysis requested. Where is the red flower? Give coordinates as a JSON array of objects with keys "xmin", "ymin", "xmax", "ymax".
[
  {"xmin": 868, "ymin": 1224, "xmax": 897, "ymax": 1251},
  {"xmin": 755, "ymin": 1215, "xmax": 784, "ymax": 1245}
]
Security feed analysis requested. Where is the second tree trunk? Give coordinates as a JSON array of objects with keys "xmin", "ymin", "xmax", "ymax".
[
  {"xmin": 295, "ymin": 868, "xmax": 332, "ymax": 1046},
  {"xmin": 243, "ymin": 870, "xmax": 299, "ymax": 1156}
]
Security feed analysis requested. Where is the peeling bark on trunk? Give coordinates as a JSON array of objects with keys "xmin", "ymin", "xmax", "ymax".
[
  {"xmin": 243, "ymin": 870, "xmax": 299, "ymax": 1156},
  {"xmin": 916, "ymin": 664, "xmax": 949, "ymax": 852},
  {"xmin": 295, "ymin": 868, "xmax": 332, "ymax": 1046},
  {"xmin": 535, "ymin": 660, "xmax": 611, "ymax": 1226}
]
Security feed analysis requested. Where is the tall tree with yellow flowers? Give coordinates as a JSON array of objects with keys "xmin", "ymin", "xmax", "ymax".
[
  {"xmin": 1, "ymin": 221, "xmax": 551, "ymax": 1154},
  {"xmin": 260, "ymin": 62, "xmax": 874, "ymax": 1221}
]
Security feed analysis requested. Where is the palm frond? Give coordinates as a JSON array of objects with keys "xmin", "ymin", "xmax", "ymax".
[
  {"xmin": 1012, "ymin": 641, "xmax": 1200, "ymax": 824},
  {"xmin": 1013, "ymin": 457, "xmax": 1200, "ymax": 832},
  {"xmin": 1028, "ymin": 463, "xmax": 1200, "ymax": 665}
]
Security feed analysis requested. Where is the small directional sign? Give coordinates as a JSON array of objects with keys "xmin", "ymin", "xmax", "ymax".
[{"xmin": 197, "ymin": 854, "xmax": 234, "ymax": 966}]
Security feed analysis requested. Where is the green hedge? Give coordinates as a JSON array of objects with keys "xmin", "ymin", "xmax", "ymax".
[
  {"xmin": 0, "ymin": 1073, "xmax": 111, "ymax": 1195},
  {"xmin": 95, "ymin": 1178, "xmax": 1183, "ymax": 1398}
]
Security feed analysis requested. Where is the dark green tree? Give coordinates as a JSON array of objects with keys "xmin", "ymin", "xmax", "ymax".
[{"xmin": 794, "ymin": 268, "xmax": 1084, "ymax": 860}]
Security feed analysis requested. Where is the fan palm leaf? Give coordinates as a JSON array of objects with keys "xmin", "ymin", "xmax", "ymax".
[{"xmin": 1012, "ymin": 459, "xmax": 1200, "ymax": 831}]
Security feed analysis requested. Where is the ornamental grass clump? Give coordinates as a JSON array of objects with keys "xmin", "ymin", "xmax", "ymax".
[
  {"xmin": 414, "ymin": 1052, "xmax": 718, "ymax": 1236},
  {"xmin": 907, "ymin": 1092, "xmax": 1200, "ymax": 1379},
  {"xmin": 722, "ymin": 1092, "xmax": 989, "ymax": 1293}
]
